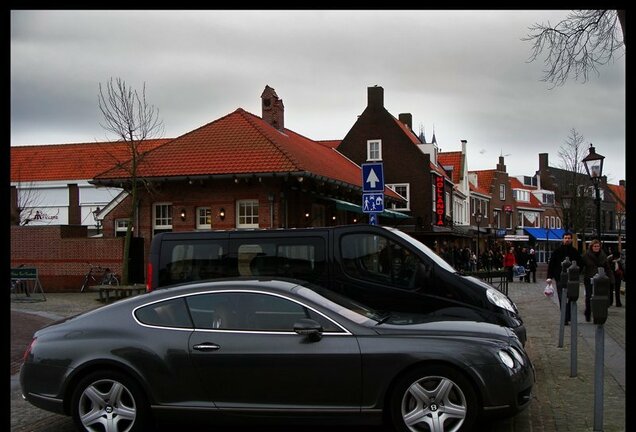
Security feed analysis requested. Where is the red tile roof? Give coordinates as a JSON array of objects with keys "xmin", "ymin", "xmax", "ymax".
[
  {"xmin": 607, "ymin": 183, "xmax": 625, "ymax": 212},
  {"xmin": 509, "ymin": 177, "xmax": 542, "ymax": 209},
  {"xmin": 469, "ymin": 182, "xmax": 490, "ymax": 196},
  {"xmin": 316, "ymin": 140, "xmax": 342, "ymax": 149},
  {"xmin": 10, "ymin": 139, "xmax": 171, "ymax": 182},
  {"xmin": 94, "ymin": 108, "xmax": 401, "ymax": 199},
  {"xmin": 469, "ymin": 170, "xmax": 496, "ymax": 195},
  {"xmin": 437, "ymin": 151, "xmax": 463, "ymax": 184}
]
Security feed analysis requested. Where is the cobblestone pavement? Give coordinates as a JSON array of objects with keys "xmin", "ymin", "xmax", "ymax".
[{"xmin": 9, "ymin": 275, "xmax": 628, "ymax": 431}]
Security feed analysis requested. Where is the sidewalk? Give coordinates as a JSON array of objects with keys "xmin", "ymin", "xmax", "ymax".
[
  {"xmin": 10, "ymin": 281, "xmax": 627, "ymax": 431},
  {"xmin": 496, "ymin": 278, "xmax": 626, "ymax": 432}
]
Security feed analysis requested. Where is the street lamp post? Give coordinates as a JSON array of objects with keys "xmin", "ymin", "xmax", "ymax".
[
  {"xmin": 562, "ymin": 196, "xmax": 571, "ymax": 232},
  {"xmin": 582, "ymin": 144, "xmax": 605, "ymax": 243},
  {"xmin": 475, "ymin": 211, "xmax": 482, "ymax": 270}
]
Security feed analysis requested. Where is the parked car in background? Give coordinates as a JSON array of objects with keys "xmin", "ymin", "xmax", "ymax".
[
  {"xmin": 21, "ymin": 278, "xmax": 534, "ymax": 432},
  {"xmin": 147, "ymin": 225, "xmax": 527, "ymax": 345}
]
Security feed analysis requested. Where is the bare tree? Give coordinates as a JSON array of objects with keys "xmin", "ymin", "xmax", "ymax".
[
  {"xmin": 523, "ymin": 10, "xmax": 625, "ymax": 88},
  {"xmin": 556, "ymin": 128, "xmax": 592, "ymax": 237},
  {"xmin": 98, "ymin": 77, "xmax": 164, "ymax": 285}
]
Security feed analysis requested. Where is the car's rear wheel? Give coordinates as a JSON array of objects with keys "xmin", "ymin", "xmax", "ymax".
[
  {"xmin": 389, "ymin": 365, "xmax": 477, "ymax": 432},
  {"xmin": 71, "ymin": 370, "xmax": 150, "ymax": 432}
]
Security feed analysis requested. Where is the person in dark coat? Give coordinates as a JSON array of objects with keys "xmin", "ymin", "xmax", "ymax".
[
  {"xmin": 581, "ymin": 239, "xmax": 614, "ymax": 322},
  {"xmin": 516, "ymin": 247, "xmax": 530, "ymax": 282},
  {"xmin": 526, "ymin": 249, "xmax": 538, "ymax": 283},
  {"xmin": 547, "ymin": 232, "xmax": 583, "ymax": 325}
]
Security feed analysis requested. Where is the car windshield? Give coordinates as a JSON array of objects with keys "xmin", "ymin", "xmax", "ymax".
[
  {"xmin": 296, "ymin": 283, "xmax": 434, "ymax": 326},
  {"xmin": 385, "ymin": 226, "xmax": 457, "ymax": 273},
  {"xmin": 296, "ymin": 285, "xmax": 384, "ymax": 324}
]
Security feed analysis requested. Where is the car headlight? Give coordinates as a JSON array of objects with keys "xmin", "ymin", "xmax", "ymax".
[
  {"xmin": 510, "ymin": 346, "xmax": 525, "ymax": 366},
  {"xmin": 486, "ymin": 288, "xmax": 516, "ymax": 313},
  {"xmin": 498, "ymin": 350, "xmax": 515, "ymax": 368}
]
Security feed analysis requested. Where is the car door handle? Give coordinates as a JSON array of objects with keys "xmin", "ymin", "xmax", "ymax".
[{"xmin": 192, "ymin": 343, "xmax": 221, "ymax": 351}]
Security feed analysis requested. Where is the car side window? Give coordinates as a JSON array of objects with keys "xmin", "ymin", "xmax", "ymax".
[
  {"xmin": 340, "ymin": 233, "xmax": 422, "ymax": 289},
  {"xmin": 135, "ymin": 298, "xmax": 193, "ymax": 328},
  {"xmin": 186, "ymin": 292, "xmax": 342, "ymax": 332}
]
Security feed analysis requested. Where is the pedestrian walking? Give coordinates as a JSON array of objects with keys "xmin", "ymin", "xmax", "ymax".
[
  {"xmin": 547, "ymin": 232, "xmax": 582, "ymax": 325},
  {"xmin": 504, "ymin": 247, "xmax": 516, "ymax": 282},
  {"xmin": 527, "ymin": 249, "xmax": 537, "ymax": 283},
  {"xmin": 516, "ymin": 247, "xmax": 529, "ymax": 282}
]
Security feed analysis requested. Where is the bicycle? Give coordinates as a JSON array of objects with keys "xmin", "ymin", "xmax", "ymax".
[{"xmin": 80, "ymin": 264, "xmax": 119, "ymax": 292}]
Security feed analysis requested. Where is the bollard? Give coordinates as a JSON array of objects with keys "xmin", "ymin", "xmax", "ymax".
[
  {"xmin": 591, "ymin": 267, "xmax": 610, "ymax": 432},
  {"xmin": 567, "ymin": 261, "xmax": 580, "ymax": 377},
  {"xmin": 557, "ymin": 257, "xmax": 571, "ymax": 348}
]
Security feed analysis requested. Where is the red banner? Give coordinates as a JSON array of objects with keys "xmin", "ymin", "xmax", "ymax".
[{"xmin": 435, "ymin": 176, "xmax": 445, "ymax": 226}]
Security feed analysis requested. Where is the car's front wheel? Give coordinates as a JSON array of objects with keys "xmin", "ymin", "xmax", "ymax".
[
  {"xmin": 390, "ymin": 365, "xmax": 478, "ymax": 432},
  {"xmin": 71, "ymin": 370, "xmax": 150, "ymax": 432}
]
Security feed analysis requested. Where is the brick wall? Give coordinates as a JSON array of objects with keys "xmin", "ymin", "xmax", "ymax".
[{"xmin": 10, "ymin": 226, "xmax": 124, "ymax": 292}]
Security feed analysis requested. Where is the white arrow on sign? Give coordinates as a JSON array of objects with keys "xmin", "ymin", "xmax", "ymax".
[{"xmin": 366, "ymin": 169, "xmax": 380, "ymax": 189}]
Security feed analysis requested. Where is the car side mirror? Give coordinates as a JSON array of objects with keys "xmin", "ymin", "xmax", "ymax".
[{"xmin": 293, "ymin": 318, "xmax": 323, "ymax": 341}]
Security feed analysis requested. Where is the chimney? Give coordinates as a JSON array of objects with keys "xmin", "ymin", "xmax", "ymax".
[
  {"xmin": 261, "ymin": 85, "xmax": 284, "ymax": 130},
  {"xmin": 497, "ymin": 156, "xmax": 507, "ymax": 173},
  {"xmin": 68, "ymin": 183, "xmax": 81, "ymax": 225},
  {"xmin": 461, "ymin": 139, "xmax": 467, "ymax": 154},
  {"xmin": 398, "ymin": 113, "xmax": 412, "ymax": 130},
  {"xmin": 619, "ymin": 179, "xmax": 625, "ymax": 187},
  {"xmin": 539, "ymin": 153, "xmax": 549, "ymax": 171},
  {"xmin": 367, "ymin": 85, "xmax": 384, "ymax": 110}
]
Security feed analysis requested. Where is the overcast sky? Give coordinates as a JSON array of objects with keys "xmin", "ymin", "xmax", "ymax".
[{"xmin": 10, "ymin": 10, "xmax": 626, "ymax": 183}]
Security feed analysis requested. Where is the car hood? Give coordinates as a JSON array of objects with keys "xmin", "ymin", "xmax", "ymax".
[{"xmin": 374, "ymin": 319, "xmax": 515, "ymax": 343}]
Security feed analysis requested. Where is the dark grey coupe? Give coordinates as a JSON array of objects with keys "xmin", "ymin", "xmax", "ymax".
[{"xmin": 20, "ymin": 278, "xmax": 534, "ymax": 432}]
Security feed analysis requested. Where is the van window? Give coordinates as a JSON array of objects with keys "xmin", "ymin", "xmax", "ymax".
[
  {"xmin": 340, "ymin": 233, "xmax": 421, "ymax": 289},
  {"xmin": 158, "ymin": 241, "xmax": 229, "ymax": 287},
  {"xmin": 232, "ymin": 238, "xmax": 325, "ymax": 283}
]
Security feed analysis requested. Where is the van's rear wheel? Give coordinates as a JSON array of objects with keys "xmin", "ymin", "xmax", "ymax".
[{"xmin": 389, "ymin": 365, "xmax": 477, "ymax": 432}]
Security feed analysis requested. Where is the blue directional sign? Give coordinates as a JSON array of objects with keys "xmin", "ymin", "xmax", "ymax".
[
  {"xmin": 361, "ymin": 163, "xmax": 384, "ymax": 193},
  {"xmin": 362, "ymin": 193, "xmax": 384, "ymax": 213}
]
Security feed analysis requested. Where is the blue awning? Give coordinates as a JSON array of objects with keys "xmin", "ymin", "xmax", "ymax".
[{"xmin": 524, "ymin": 228, "xmax": 566, "ymax": 241}]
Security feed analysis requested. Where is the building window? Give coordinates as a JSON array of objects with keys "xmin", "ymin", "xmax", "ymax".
[
  {"xmin": 115, "ymin": 219, "xmax": 128, "ymax": 238},
  {"xmin": 445, "ymin": 192, "xmax": 450, "ymax": 216},
  {"xmin": 542, "ymin": 193, "xmax": 555, "ymax": 205},
  {"xmin": 196, "ymin": 207, "xmax": 211, "ymax": 230},
  {"xmin": 387, "ymin": 183, "xmax": 410, "ymax": 210},
  {"xmin": 153, "ymin": 203, "xmax": 172, "ymax": 235},
  {"xmin": 513, "ymin": 190, "xmax": 530, "ymax": 202},
  {"xmin": 237, "ymin": 200, "xmax": 259, "ymax": 228},
  {"xmin": 367, "ymin": 139, "xmax": 382, "ymax": 161},
  {"xmin": 556, "ymin": 217, "xmax": 562, "ymax": 229},
  {"xmin": 499, "ymin": 184, "xmax": 506, "ymax": 200},
  {"xmin": 544, "ymin": 216, "xmax": 549, "ymax": 229},
  {"xmin": 550, "ymin": 216, "xmax": 556, "ymax": 229}
]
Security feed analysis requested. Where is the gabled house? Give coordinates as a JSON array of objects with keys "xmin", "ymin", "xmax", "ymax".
[
  {"xmin": 336, "ymin": 85, "xmax": 461, "ymax": 247},
  {"xmin": 438, "ymin": 140, "xmax": 470, "ymax": 228},
  {"xmin": 90, "ymin": 86, "xmax": 405, "ymax": 254}
]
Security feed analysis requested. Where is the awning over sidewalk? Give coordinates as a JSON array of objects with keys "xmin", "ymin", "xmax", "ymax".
[{"xmin": 524, "ymin": 228, "xmax": 566, "ymax": 241}]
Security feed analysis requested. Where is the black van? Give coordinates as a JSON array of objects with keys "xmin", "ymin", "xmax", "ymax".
[{"xmin": 147, "ymin": 224, "xmax": 526, "ymax": 344}]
